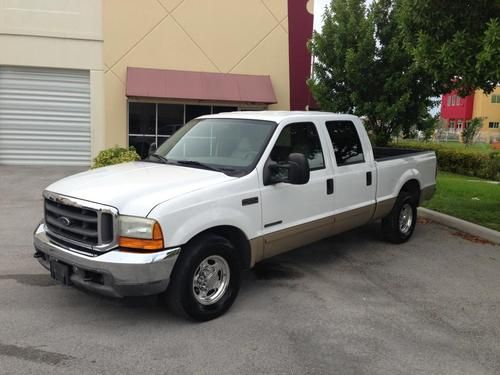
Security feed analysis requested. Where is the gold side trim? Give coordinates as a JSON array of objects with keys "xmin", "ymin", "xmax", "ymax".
[
  {"xmin": 256, "ymin": 204, "xmax": 376, "ymax": 261},
  {"xmin": 371, "ymin": 197, "xmax": 397, "ymax": 221},
  {"xmin": 420, "ymin": 184, "xmax": 436, "ymax": 204}
]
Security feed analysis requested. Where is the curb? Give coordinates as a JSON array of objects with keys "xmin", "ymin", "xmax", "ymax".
[{"xmin": 417, "ymin": 207, "xmax": 500, "ymax": 245}]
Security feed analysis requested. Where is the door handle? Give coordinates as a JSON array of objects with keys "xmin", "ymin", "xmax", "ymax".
[
  {"xmin": 366, "ymin": 171, "xmax": 372, "ymax": 186},
  {"xmin": 326, "ymin": 178, "xmax": 334, "ymax": 195}
]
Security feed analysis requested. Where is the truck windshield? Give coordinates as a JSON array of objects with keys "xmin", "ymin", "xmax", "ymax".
[{"xmin": 152, "ymin": 118, "xmax": 277, "ymax": 174}]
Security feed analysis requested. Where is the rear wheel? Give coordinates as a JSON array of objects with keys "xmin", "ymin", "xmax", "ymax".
[
  {"xmin": 381, "ymin": 191, "xmax": 417, "ymax": 243},
  {"xmin": 166, "ymin": 233, "xmax": 240, "ymax": 321}
]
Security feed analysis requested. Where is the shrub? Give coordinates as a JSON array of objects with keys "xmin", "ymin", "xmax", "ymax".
[
  {"xmin": 92, "ymin": 146, "xmax": 141, "ymax": 169},
  {"xmin": 389, "ymin": 141, "xmax": 499, "ymax": 181},
  {"xmin": 462, "ymin": 117, "xmax": 482, "ymax": 145}
]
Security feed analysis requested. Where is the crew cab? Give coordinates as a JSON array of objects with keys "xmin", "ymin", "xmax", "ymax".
[{"xmin": 34, "ymin": 111, "xmax": 436, "ymax": 321}]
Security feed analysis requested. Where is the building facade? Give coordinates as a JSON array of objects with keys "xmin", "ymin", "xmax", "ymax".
[
  {"xmin": 440, "ymin": 87, "xmax": 500, "ymax": 141},
  {"xmin": 472, "ymin": 87, "xmax": 500, "ymax": 140},
  {"xmin": 0, "ymin": 0, "xmax": 314, "ymax": 165},
  {"xmin": 0, "ymin": 0, "xmax": 104, "ymax": 165}
]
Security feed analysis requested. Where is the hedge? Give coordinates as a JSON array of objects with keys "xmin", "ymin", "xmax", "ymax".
[
  {"xmin": 92, "ymin": 146, "xmax": 141, "ymax": 169},
  {"xmin": 389, "ymin": 141, "xmax": 499, "ymax": 181}
]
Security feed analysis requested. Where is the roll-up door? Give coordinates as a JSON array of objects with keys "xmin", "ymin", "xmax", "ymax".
[{"xmin": 0, "ymin": 66, "xmax": 91, "ymax": 165}]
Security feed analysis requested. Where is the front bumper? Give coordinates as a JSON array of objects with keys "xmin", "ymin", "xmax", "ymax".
[{"xmin": 33, "ymin": 222, "xmax": 180, "ymax": 298}]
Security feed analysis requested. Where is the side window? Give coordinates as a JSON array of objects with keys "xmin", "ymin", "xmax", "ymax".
[
  {"xmin": 269, "ymin": 122, "xmax": 325, "ymax": 171},
  {"xmin": 326, "ymin": 121, "xmax": 365, "ymax": 166}
]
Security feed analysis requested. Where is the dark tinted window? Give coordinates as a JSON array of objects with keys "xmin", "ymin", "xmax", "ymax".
[
  {"xmin": 158, "ymin": 103, "xmax": 183, "ymax": 136},
  {"xmin": 185, "ymin": 105, "xmax": 211, "ymax": 122},
  {"xmin": 326, "ymin": 121, "xmax": 365, "ymax": 166},
  {"xmin": 270, "ymin": 122, "xmax": 324, "ymax": 171},
  {"xmin": 129, "ymin": 102, "xmax": 155, "ymax": 135},
  {"xmin": 213, "ymin": 105, "xmax": 238, "ymax": 114},
  {"xmin": 129, "ymin": 136, "xmax": 155, "ymax": 159}
]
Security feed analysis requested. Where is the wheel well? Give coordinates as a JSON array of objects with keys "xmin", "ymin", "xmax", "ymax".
[
  {"xmin": 188, "ymin": 226, "xmax": 251, "ymax": 270},
  {"xmin": 400, "ymin": 179, "xmax": 420, "ymax": 204}
]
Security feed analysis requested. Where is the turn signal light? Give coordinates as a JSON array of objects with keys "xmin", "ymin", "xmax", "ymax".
[{"xmin": 119, "ymin": 222, "xmax": 164, "ymax": 252}]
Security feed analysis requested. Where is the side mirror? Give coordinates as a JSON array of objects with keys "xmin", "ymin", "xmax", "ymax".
[
  {"xmin": 265, "ymin": 153, "xmax": 310, "ymax": 185},
  {"xmin": 287, "ymin": 153, "xmax": 310, "ymax": 184},
  {"xmin": 148, "ymin": 143, "xmax": 157, "ymax": 156}
]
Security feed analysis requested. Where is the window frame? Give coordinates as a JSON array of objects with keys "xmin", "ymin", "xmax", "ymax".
[{"xmin": 268, "ymin": 121, "xmax": 326, "ymax": 172}]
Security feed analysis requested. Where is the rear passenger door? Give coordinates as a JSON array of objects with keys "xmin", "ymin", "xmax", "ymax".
[
  {"xmin": 260, "ymin": 121, "xmax": 335, "ymax": 258},
  {"xmin": 325, "ymin": 120, "xmax": 376, "ymax": 231}
]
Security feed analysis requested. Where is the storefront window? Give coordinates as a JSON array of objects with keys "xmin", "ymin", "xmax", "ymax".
[
  {"xmin": 129, "ymin": 102, "xmax": 241, "ymax": 158},
  {"xmin": 158, "ymin": 103, "xmax": 184, "ymax": 146}
]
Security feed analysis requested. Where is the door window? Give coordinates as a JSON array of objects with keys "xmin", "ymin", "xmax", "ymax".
[
  {"xmin": 325, "ymin": 121, "xmax": 365, "ymax": 166},
  {"xmin": 269, "ymin": 122, "xmax": 325, "ymax": 174}
]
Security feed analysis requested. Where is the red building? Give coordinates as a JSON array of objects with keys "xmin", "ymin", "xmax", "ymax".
[{"xmin": 440, "ymin": 91, "xmax": 474, "ymax": 132}]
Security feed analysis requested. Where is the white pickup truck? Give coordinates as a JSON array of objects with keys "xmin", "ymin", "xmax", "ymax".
[{"xmin": 34, "ymin": 111, "xmax": 436, "ymax": 320}]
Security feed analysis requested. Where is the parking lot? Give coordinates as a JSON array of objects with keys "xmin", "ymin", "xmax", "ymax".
[{"xmin": 1, "ymin": 166, "xmax": 499, "ymax": 375}]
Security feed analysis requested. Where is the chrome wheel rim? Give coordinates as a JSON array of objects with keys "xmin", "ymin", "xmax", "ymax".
[
  {"xmin": 399, "ymin": 203, "xmax": 413, "ymax": 235},
  {"xmin": 192, "ymin": 255, "xmax": 230, "ymax": 305}
]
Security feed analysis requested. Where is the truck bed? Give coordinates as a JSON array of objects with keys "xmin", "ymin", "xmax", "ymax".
[
  {"xmin": 373, "ymin": 147, "xmax": 436, "ymax": 204},
  {"xmin": 373, "ymin": 147, "xmax": 428, "ymax": 161}
]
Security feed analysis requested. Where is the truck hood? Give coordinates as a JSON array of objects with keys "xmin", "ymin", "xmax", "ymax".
[{"xmin": 45, "ymin": 162, "xmax": 235, "ymax": 216}]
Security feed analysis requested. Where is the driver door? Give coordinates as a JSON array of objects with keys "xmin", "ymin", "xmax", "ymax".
[{"xmin": 259, "ymin": 121, "xmax": 335, "ymax": 258}]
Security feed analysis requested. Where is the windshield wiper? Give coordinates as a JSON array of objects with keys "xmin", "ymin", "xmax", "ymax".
[
  {"xmin": 175, "ymin": 160, "xmax": 226, "ymax": 172},
  {"xmin": 149, "ymin": 153, "xmax": 169, "ymax": 164}
]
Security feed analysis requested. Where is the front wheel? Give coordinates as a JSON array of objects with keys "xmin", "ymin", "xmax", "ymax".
[
  {"xmin": 166, "ymin": 233, "xmax": 240, "ymax": 321},
  {"xmin": 381, "ymin": 192, "xmax": 417, "ymax": 244}
]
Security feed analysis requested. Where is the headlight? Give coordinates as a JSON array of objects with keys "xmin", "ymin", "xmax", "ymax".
[{"xmin": 118, "ymin": 216, "xmax": 164, "ymax": 251}]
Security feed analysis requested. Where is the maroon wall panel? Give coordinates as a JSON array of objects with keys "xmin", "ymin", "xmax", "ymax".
[{"xmin": 288, "ymin": 0, "xmax": 314, "ymax": 110}]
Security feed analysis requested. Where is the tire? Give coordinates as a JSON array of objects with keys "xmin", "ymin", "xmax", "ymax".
[
  {"xmin": 381, "ymin": 191, "xmax": 417, "ymax": 244},
  {"xmin": 166, "ymin": 233, "xmax": 241, "ymax": 321}
]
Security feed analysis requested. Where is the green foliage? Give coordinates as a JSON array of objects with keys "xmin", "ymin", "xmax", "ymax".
[
  {"xmin": 398, "ymin": 0, "xmax": 500, "ymax": 96},
  {"xmin": 390, "ymin": 141, "xmax": 499, "ymax": 181},
  {"xmin": 92, "ymin": 146, "xmax": 141, "ymax": 169},
  {"xmin": 309, "ymin": 0, "xmax": 434, "ymax": 146},
  {"xmin": 462, "ymin": 117, "xmax": 483, "ymax": 145}
]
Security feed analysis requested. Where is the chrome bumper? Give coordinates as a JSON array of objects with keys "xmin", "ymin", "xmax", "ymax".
[{"xmin": 33, "ymin": 222, "xmax": 180, "ymax": 298}]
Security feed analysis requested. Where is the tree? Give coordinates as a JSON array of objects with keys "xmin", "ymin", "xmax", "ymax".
[
  {"xmin": 433, "ymin": 118, "xmax": 448, "ymax": 142},
  {"xmin": 462, "ymin": 117, "xmax": 483, "ymax": 145},
  {"xmin": 309, "ymin": 0, "xmax": 434, "ymax": 145},
  {"xmin": 398, "ymin": 0, "xmax": 500, "ymax": 96}
]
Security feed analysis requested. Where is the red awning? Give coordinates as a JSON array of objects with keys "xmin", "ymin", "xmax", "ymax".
[{"xmin": 126, "ymin": 67, "xmax": 277, "ymax": 104}]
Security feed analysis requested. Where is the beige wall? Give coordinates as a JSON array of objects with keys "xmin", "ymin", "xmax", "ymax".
[
  {"xmin": 103, "ymin": 0, "xmax": 290, "ymax": 148},
  {"xmin": 472, "ymin": 87, "xmax": 500, "ymax": 140},
  {"xmin": 0, "ymin": 0, "xmax": 105, "ymax": 157}
]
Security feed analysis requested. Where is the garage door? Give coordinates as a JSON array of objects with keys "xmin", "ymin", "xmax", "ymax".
[{"xmin": 0, "ymin": 66, "xmax": 91, "ymax": 165}]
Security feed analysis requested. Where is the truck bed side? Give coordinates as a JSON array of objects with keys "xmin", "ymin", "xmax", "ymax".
[{"xmin": 374, "ymin": 148, "xmax": 436, "ymax": 205}]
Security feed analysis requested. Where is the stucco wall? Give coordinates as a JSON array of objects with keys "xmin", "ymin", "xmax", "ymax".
[
  {"xmin": 0, "ymin": 0, "xmax": 105, "ymax": 157},
  {"xmin": 472, "ymin": 87, "xmax": 500, "ymax": 139},
  {"xmin": 103, "ymin": 0, "xmax": 290, "ymax": 148}
]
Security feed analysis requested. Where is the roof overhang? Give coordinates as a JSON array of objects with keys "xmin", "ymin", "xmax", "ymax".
[{"xmin": 126, "ymin": 67, "xmax": 277, "ymax": 105}]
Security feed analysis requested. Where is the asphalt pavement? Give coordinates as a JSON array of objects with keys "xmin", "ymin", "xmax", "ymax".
[{"xmin": 1, "ymin": 166, "xmax": 499, "ymax": 375}]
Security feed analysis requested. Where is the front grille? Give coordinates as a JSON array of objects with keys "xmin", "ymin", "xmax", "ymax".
[
  {"xmin": 45, "ymin": 198, "xmax": 99, "ymax": 245},
  {"xmin": 43, "ymin": 192, "xmax": 117, "ymax": 252}
]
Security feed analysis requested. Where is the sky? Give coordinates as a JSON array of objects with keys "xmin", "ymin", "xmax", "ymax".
[{"xmin": 313, "ymin": 0, "xmax": 330, "ymax": 31}]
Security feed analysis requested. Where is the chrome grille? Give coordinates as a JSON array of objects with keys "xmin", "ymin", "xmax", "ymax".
[
  {"xmin": 43, "ymin": 191, "xmax": 118, "ymax": 253},
  {"xmin": 45, "ymin": 198, "xmax": 98, "ymax": 244}
]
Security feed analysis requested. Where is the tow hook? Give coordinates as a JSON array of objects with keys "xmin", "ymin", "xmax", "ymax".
[{"xmin": 33, "ymin": 251, "xmax": 44, "ymax": 259}]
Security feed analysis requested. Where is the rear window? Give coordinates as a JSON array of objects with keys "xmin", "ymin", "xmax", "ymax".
[{"xmin": 325, "ymin": 121, "xmax": 365, "ymax": 166}]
